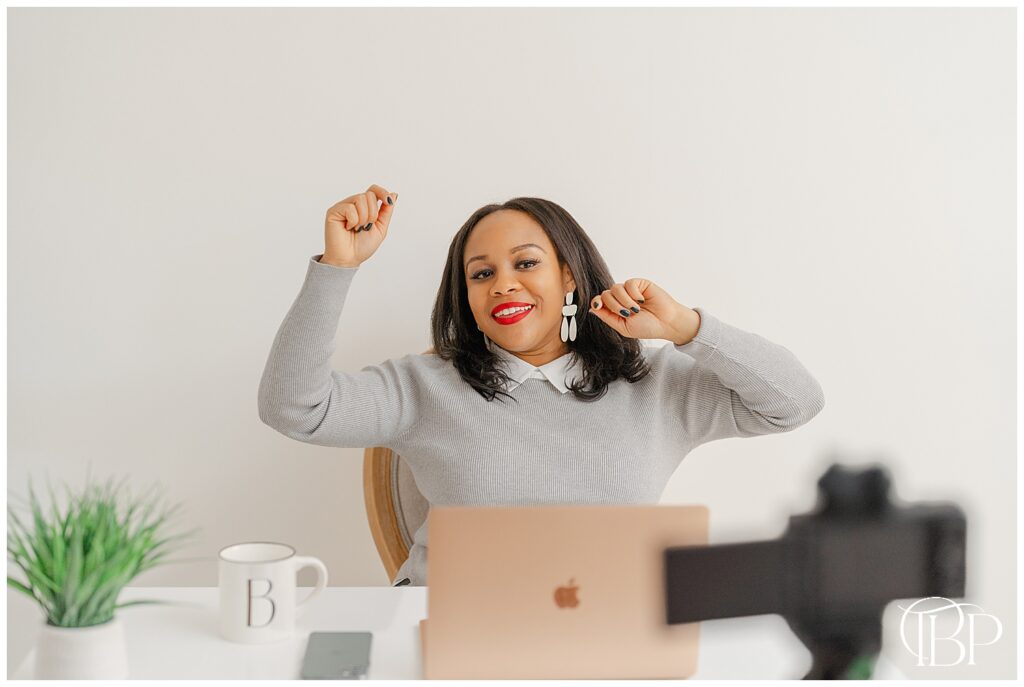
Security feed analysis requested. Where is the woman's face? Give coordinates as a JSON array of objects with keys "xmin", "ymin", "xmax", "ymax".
[{"xmin": 463, "ymin": 209, "xmax": 576, "ymax": 367}]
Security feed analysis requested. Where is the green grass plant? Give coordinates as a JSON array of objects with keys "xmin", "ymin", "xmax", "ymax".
[{"xmin": 8, "ymin": 471, "xmax": 201, "ymax": 628}]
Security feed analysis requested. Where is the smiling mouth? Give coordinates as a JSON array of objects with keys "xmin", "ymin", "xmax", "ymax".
[{"xmin": 492, "ymin": 305, "xmax": 535, "ymax": 324}]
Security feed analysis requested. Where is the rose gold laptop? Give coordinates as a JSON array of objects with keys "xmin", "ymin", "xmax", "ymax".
[{"xmin": 419, "ymin": 504, "xmax": 708, "ymax": 679}]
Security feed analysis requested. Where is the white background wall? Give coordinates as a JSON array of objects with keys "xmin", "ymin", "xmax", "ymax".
[{"xmin": 7, "ymin": 7, "xmax": 1014, "ymax": 678}]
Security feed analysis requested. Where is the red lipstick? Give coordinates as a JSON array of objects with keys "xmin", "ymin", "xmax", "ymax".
[{"xmin": 491, "ymin": 301, "xmax": 535, "ymax": 324}]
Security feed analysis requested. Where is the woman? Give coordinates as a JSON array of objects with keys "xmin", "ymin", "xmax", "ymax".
[{"xmin": 258, "ymin": 183, "xmax": 825, "ymax": 588}]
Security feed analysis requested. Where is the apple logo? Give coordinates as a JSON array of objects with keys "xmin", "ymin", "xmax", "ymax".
[{"xmin": 554, "ymin": 578, "xmax": 580, "ymax": 608}]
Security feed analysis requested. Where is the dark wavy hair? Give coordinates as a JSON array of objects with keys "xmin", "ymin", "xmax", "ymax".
[{"xmin": 429, "ymin": 197, "xmax": 651, "ymax": 403}]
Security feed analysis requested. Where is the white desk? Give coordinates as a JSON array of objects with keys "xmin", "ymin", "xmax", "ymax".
[{"xmin": 9, "ymin": 586, "xmax": 908, "ymax": 679}]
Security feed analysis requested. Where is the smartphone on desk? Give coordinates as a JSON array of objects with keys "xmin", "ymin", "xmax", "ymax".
[{"xmin": 300, "ymin": 631, "xmax": 372, "ymax": 679}]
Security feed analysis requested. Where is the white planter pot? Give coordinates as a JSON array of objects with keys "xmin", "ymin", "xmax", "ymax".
[{"xmin": 33, "ymin": 616, "xmax": 129, "ymax": 679}]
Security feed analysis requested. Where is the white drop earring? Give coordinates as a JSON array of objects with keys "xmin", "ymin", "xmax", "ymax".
[{"xmin": 561, "ymin": 290, "xmax": 578, "ymax": 342}]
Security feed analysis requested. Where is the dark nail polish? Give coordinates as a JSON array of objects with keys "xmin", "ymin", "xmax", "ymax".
[
  {"xmin": 630, "ymin": 306, "xmax": 640, "ymax": 313},
  {"xmin": 637, "ymin": 299, "xmax": 645, "ymax": 303},
  {"xmin": 387, "ymin": 196, "xmax": 393, "ymax": 205},
  {"xmin": 620, "ymin": 309, "xmax": 630, "ymax": 317},
  {"xmin": 364, "ymin": 223, "xmax": 371, "ymax": 231}
]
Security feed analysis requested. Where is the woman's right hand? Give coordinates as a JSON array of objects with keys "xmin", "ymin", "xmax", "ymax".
[{"xmin": 322, "ymin": 184, "xmax": 399, "ymax": 267}]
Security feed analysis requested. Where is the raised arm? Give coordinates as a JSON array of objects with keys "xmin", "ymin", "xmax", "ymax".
[
  {"xmin": 258, "ymin": 185, "xmax": 422, "ymax": 448},
  {"xmin": 257, "ymin": 256, "xmax": 424, "ymax": 448},
  {"xmin": 668, "ymin": 307, "xmax": 825, "ymax": 448}
]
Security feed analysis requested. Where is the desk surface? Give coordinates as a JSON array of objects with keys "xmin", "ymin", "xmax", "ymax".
[{"xmin": 9, "ymin": 586, "xmax": 907, "ymax": 679}]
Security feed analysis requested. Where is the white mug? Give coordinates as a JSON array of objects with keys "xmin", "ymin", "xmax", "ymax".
[{"xmin": 217, "ymin": 541, "xmax": 328, "ymax": 644}]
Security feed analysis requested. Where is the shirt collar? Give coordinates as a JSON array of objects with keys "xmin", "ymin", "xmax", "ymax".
[{"xmin": 487, "ymin": 339, "xmax": 579, "ymax": 394}]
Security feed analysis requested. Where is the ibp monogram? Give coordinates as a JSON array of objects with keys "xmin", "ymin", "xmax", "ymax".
[{"xmin": 898, "ymin": 596, "xmax": 1002, "ymax": 667}]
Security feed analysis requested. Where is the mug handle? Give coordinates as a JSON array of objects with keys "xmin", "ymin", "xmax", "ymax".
[{"xmin": 293, "ymin": 555, "xmax": 329, "ymax": 610}]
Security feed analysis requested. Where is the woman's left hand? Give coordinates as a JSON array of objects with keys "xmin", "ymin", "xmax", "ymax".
[{"xmin": 587, "ymin": 278, "xmax": 701, "ymax": 345}]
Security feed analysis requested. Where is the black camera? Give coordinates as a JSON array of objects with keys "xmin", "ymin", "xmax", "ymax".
[{"xmin": 664, "ymin": 462, "xmax": 967, "ymax": 679}]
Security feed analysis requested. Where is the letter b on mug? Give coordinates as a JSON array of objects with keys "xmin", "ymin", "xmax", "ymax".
[{"xmin": 218, "ymin": 542, "xmax": 328, "ymax": 643}]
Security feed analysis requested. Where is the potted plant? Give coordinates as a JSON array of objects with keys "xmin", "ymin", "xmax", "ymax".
[{"xmin": 7, "ymin": 470, "xmax": 201, "ymax": 679}]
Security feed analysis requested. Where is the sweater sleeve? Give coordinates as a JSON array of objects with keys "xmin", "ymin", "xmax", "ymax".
[
  {"xmin": 670, "ymin": 306, "xmax": 825, "ymax": 449},
  {"xmin": 257, "ymin": 254, "xmax": 423, "ymax": 449}
]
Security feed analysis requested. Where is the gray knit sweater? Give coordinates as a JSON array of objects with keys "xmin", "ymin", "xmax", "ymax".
[{"xmin": 258, "ymin": 254, "xmax": 826, "ymax": 587}]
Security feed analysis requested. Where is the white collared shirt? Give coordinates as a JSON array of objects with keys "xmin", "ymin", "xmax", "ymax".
[{"xmin": 486, "ymin": 339, "xmax": 580, "ymax": 394}]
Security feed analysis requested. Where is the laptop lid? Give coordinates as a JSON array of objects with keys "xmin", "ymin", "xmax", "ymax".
[{"xmin": 422, "ymin": 504, "xmax": 708, "ymax": 679}]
